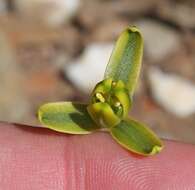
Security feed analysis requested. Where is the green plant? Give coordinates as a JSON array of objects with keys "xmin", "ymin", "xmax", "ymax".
[{"xmin": 38, "ymin": 26, "xmax": 163, "ymax": 156}]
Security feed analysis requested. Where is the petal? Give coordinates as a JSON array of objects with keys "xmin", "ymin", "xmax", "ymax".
[
  {"xmin": 87, "ymin": 102, "xmax": 121, "ymax": 128},
  {"xmin": 89, "ymin": 79, "xmax": 131, "ymax": 119},
  {"xmin": 38, "ymin": 102, "xmax": 100, "ymax": 134},
  {"xmin": 104, "ymin": 26, "xmax": 143, "ymax": 97},
  {"xmin": 113, "ymin": 81, "xmax": 132, "ymax": 117},
  {"xmin": 110, "ymin": 118, "xmax": 163, "ymax": 156}
]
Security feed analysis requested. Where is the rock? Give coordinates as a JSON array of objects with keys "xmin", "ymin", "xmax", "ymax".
[
  {"xmin": 148, "ymin": 67, "xmax": 195, "ymax": 117},
  {"xmin": 78, "ymin": 0, "xmax": 160, "ymax": 29},
  {"xmin": 14, "ymin": 0, "xmax": 80, "ymax": 27},
  {"xmin": 0, "ymin": 30, "xmax": 75, "ymax": 124},
  {"xmin": 0, "ymin": 31, "xmax": 31, "ymax": 122},
  {"xmin": 90, "ymin": 19, "xmax": 130, "ymax": 42},
  {"xmin": 156, "ymin": 49, "xmax": 195, "ymax": 82},
  {"xmin": 64, "ymin": 43, "xmax": 113, "ymax": 92},
  {"xmin": 136, "ymin": 20, "xmax": 181, "ymax": 62},
  {"xmin": 157, "ymin": 1, "xmax": 195, "ymax": 28},
  {"xmin": 0, "ymin": 0, "xmax": 7, "ymax": 13}
]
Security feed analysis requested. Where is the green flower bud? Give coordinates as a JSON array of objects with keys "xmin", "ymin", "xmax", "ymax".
[
  {"xmin": 87, "ymin": 102, "xmax": 121, "ymax": 128},
  {"xmin": 87, "ymin": 78, "xmax": 131, "ymax": 128}
]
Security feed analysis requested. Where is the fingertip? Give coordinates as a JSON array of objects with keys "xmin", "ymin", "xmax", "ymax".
[{"xmin": 1, "ymin": 123, "xmax": 195, "ymax": 189}]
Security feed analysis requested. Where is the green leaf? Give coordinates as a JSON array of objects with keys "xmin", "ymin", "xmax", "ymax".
[
  {"xmin": 104, "ymin": 26, "xmax": 143, "ymax": 97},
  {"xmin": 38, "ymin": 102, "xmax": 100, "ymax": 134},
  {"xmin": 110, "ymin": 118, "xmax": 163, "ymax": 156}
]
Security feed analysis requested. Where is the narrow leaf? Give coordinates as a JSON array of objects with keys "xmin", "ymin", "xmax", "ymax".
[
  {"xmin": 110, "ymin": 118, "xmax": 163, "ymax": 155},
  {"xmin": 104, "ymin": 26, "xmax": 143, "ymax": 97},
  {"xmin": 38, "ymin": 102, "xmax": 100, "ymax": 134}
]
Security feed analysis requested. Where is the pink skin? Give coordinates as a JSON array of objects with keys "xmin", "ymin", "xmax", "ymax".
[{"xmin": 0, "ymin": 122, "xmax": 195, "ymax": 189}]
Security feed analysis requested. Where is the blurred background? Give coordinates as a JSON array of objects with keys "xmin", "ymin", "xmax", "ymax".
[{"xmin": 0, "ymin": 0, "xmax": 195, "ymax": 143}]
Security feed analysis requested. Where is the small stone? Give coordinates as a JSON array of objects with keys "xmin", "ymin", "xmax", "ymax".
[
  {"xmin": 90, "ymin": 19, "xmax": 130, "ymax": 42},
  {"xmin": 64, "ymin": 43, "xmax": 113, "ymax": 92},
  {"xmin": 78, "ymin": 0, "xmax": 159, "ymax": 29},
  {"xmin": 0, "ymin": 0, "xmax": 7, "ymax": 13},
  {"xmin": 0, "ymin": 31, "xmax": 31, "ymax": 122},
  {"xmin": 136, "ymin": 20, "xmax": 181, "ymax": 62},
  {"xmin": 148, "ymin": 67, "xmax": 195, "ymax": 117},
  {"xmin": 157, "ymin": 1, "xmax": 195, "ymax": 28},
  {"xmin": 14, "ymin": 0, "xmax": 80, "ymax": 27}
]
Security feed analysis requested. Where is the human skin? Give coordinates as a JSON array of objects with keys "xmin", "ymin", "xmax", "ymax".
[{"xmin": 0, "ymin": 122, "xmax": 195, "ymax": 190}]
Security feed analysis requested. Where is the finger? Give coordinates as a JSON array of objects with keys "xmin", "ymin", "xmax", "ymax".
[{"xmin": 0, "ymin": 122, "xmax": 195, "ymax": 190}]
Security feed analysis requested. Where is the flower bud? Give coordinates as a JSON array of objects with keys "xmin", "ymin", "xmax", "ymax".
[{"xmin": 87, "ymin": 78, "xmax": 131, "ymax": 128}]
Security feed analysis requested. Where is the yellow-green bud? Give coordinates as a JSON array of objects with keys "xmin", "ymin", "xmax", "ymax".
[{"xmin": 87, "ymin": 78, "xmax": 131, "ymax": 128}]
